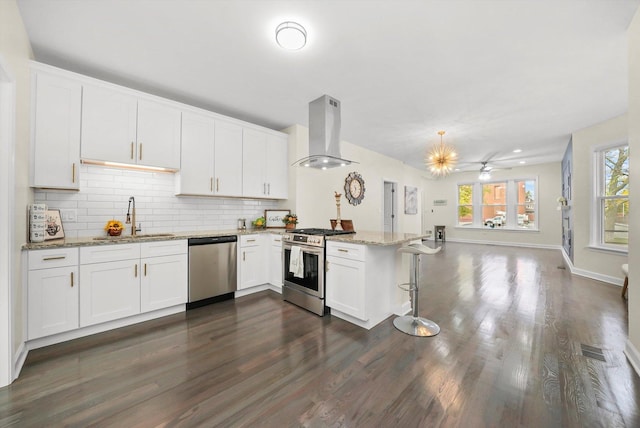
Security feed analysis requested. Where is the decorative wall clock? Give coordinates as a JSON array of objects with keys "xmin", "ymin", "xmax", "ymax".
[{"xmin": 344, "ymin": 171, "xmax": 365, "ymax": 206}]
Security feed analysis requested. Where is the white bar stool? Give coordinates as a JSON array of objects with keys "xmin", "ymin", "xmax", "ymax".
[{"xmin": 394, "ymin": 243, "xmax": 442, "ymax": 337}]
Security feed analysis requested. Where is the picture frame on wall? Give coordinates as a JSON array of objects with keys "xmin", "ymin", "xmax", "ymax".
[
  {"xmin": 44, "ymin": 209, "xmax": 65, "ymax": 240},
  {"xmin": 264, "ymin": 209, "xmax": 290, "ymax": 229},
  {"xmin": 404, "ymin": 186, "xmax": 418, "ymax": 215}
]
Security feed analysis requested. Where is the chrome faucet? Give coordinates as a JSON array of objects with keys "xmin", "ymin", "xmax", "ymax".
[{"xmin": 125, "ymin": 196, "xmax": 141, "ymax": 236}]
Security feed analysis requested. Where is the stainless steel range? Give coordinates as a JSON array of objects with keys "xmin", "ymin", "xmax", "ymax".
[{"xmin": 282, "ymin": 228, "xmax": 355, "ymax": 316}]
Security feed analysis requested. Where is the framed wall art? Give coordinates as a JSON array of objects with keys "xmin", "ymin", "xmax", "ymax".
[
  {"xmin": 265, "ymin": 209, "xmax": 290, "ymax": 229},
  {"xmin": 404, "ymin": 186, "xmax": 418, "ymax": 215},
  {"xmin": 44, "ymin": 209, "xmax": 65, "ymax": 240}
]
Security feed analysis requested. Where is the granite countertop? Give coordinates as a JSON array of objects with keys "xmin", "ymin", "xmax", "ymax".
[
  {"xmin": 327, "ymin": 230, "xmax": 432, "ymax": 246},
  {"xmin": 22, "ymin": 228, "xmax": 283, "ymax": 250}
]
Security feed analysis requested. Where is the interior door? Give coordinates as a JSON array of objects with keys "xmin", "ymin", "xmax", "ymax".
[{"xmin": 383, "ymin": 181, "xmax": 397, "ymax": 233}]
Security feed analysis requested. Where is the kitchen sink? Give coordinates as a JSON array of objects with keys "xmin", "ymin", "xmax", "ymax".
[{"xmin": 92, "ymin": 233, "xmax": 175, "ymax": 241}]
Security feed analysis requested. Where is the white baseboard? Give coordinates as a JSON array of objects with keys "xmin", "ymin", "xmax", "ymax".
[
  {"xmin": 442, "ymin": 237, "xmax": 561, "ymax": 251},
  {"xmin": 12, "ymin": 341, "xmax": 27, "ymax": 382},
  {"xmin": 561, "ymin": 248, "xmax": 624, "ymax": 286},
  {"xmin": 394, "ymin": 300, "xmax": 411, "ymax": 316},
  {"xmin": 625, "ymin": 340, "xmax": 640, "ymax": 378}
]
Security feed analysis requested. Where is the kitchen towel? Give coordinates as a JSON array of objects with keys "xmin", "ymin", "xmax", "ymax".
[{"xmin": 289, "ymin": 245, "xmax": 304, "ymax": 279}]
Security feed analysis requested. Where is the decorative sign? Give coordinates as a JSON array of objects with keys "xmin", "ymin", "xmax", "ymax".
[
  {"xmin": 264, "ymin": 209, "xmax": 290, "ymax": 229},
  {"xmin": 44, "ymin": 209, "xmax": 65, "ymax": 240},
  {"xmin": 433, "ymin": 199, "xmax": 447, "ymax": 206}
]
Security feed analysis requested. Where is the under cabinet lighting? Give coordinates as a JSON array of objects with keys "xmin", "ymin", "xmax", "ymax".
[{"xmin": 81, "ymin": 159, "xmax": 177, "ymax": 173}]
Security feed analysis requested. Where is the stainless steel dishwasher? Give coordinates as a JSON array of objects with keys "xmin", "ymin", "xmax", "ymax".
[{"xmin": 187, "ymin": 236, "xmax": 237, "ymax": 309}]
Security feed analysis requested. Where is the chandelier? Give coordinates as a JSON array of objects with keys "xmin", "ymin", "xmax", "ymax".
[{"xmin": 426, "ymin": 130, "xmax": 457, "ymax": 177}]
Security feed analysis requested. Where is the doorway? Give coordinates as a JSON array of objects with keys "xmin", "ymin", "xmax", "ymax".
[{"xmin": 383, "ymin": 180, "xmax": 398, "ymax": 234}]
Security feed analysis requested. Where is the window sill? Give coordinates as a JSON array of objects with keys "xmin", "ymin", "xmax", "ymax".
[
  {"xmin": 455, "ymin": 226, "xmax": 540, "ymax": 233},
  {"xmin": 586, "ymin": 245, "xmax": 628, "ymax": 256}
]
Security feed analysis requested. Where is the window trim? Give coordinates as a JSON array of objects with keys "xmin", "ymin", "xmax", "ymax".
[
  {"xmin": 456, "ymin": 177, "xmax": 538, "ymax": 231},
  {"xmin": 590, "ymin": 140, "xmax": 628, "ymax": 252}
]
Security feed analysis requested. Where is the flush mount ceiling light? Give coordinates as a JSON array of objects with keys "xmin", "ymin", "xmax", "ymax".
[
  {"xmin": 275, "ymin": 21, "xmax": 307, "ymax": 50},
  {"xmin": 426, "ymin": 130, "xmax": 457, "ymax": 177}
]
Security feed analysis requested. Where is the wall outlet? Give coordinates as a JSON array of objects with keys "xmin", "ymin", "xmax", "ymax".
[{"xmin": 59, "ymin": 209, "xmax": 77, "ymax": 223}]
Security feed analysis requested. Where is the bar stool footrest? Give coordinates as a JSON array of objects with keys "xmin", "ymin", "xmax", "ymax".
[{"xmin": 397, "ymin": 282, "xmax": 413, "ymax": 292}]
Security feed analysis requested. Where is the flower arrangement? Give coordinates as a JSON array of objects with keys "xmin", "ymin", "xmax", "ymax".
[
  {"xmin": 104, "ymin": 219, "xmax": 124, "ymax": 236},
  {"xmin": 282, "ymin": 213, "xmax": 298, "ymax": 229},
  {"xmin": 252, "ymin": 216, "xmax": 266, "ymax": 228}
]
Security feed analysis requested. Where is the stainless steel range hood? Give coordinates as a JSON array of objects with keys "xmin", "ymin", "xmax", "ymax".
[{"xmin": 293, "ymin": 95, "xmax": 357, "ymax": 169}]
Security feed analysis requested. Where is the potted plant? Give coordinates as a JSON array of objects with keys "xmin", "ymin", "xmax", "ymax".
[{"xmin": 282, "ymin": 213, "xmax": 298, "ymax": 230}]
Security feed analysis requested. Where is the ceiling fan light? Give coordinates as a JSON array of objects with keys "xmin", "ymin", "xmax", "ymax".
[
  {"xmin": 275, "ymin": 21, "xmax": 307, "ymax": 50},
  {"xmin": 479, "ymin": 171, "xmax": 491, "ymax": 180}
]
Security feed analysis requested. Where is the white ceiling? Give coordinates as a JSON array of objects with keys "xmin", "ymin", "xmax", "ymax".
[{"xmin": 16, "ymin": 0, "xmax": 640, "ymax": 172}]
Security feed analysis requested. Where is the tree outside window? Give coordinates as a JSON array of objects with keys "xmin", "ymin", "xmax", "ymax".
[
  {"xmin": 458, "ymin": 184, "xmax": 473, "ymax": 226},
  {"xmin": 600, "ymin": 145, "xmax": 628, "ymax": 246}
]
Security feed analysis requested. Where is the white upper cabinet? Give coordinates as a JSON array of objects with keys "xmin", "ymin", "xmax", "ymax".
[
  {"xmin": 214, "ymin": 119, "xmax": 243, "ymax": 197},
  {"xmin": 31, "ymin": 71, "xmax": 82, "ymax": 189},
  {"xmin": 178, "ymin": 111, "xmax": 216, "ymax": 195},
  {"xmin": 242, "ymin": 129, "xmax": 288, "ymax": 199},
  {"xmin": 136, "ymin": 100, "xmax": 181, "ymax": 169},
  {"xmin": 81, "ymin": 84, "xmax": 137, "ymax": 164},
  {"xmin": 81, "ymin": 85, "xmax": 181, "ymax": 169}
]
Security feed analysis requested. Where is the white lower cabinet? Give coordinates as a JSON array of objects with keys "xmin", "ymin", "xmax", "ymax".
[
  {"xmin": 326, "ymin": 242, "xmax": 367, "ymax": 321},
  {"xmin": 141, "ymin": 253, "xmax": 188, "ymax": 312},
  {"xmin": 79, "ymin": 259, "xmax": 141, "ymax": 327},
  {"xmin": 78, "ymin": 240, "xmax": 187, "ymax": 327},
  {"xmin": 27, "ymin": 247, "xmax": 80, "ymax": 340},
  {"xmin": 268, "ymin": 234, "xmax": 283, "ymax": 288},
  {"xmin": 239, "ymin": 234, "xmax": 266, "ymax": 290}
]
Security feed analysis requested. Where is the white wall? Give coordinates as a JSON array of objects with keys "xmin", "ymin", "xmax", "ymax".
[
  {"xmin": 284, "ymin": 124, "xmax": 425, "ymax": 234},
  {"xmin": 35, "ymin": 164, "xmax": 279, "ymax": 237},
  {"xmin": 571, "ymin": 115, "xmax": 628, "ymax": 281},
  {"xmin": 627, "ymin": 7, "xmax": 640, "ymax": 371},
  {"xmin": 422, "ymin": 162, "xmax": 562, "ymax": 247},
  {"xmin": 0, "ymin": 0, "xmax": 33, "ymax": 381}
]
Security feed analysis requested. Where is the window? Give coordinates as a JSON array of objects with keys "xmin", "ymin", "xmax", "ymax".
[
  {"xmin": 458, "ymin": 184, "xmax": 473, "ymax": 226},
  {"xmin": 594, "ymin": 144, "xmax": 628, "ymax": 249},
  {"xmin": 457, "ymin": 179, "xmax": 538, "ymax": 230}
]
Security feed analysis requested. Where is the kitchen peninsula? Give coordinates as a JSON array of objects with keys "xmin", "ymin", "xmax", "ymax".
[{"xmin": 325, "ymin": 231, "xmax": 433, "ymax": 330}]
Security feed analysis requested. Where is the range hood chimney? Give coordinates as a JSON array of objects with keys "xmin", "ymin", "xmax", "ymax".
[{"xmin": 293, "ymin": 95, "xmax": 356, "ymax": 169}]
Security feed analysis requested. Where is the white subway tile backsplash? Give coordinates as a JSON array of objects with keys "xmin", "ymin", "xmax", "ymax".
[{"xmin": 34, "ymin": 164, "xmax": 280, "ymax": 238}]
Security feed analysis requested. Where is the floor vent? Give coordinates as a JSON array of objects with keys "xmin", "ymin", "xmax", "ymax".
[{"xmin": 581, "ymin": 344, "xmax": 606, "ymax": 362}]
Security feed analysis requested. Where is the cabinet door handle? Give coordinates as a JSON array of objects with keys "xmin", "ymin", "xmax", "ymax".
[
  {"xmin": 139, "ymin": 143, "xmax": 143, "ymax": 160},
  {"xmin": 131, "ymin": 142, "xmax": 134, "ymax": 159},
  {"xmin": 216, "ymin": 178, "xmax": 219, "ymax": 192},
  {"xmin": 247, "ymin": 239, "xmax": 256, "ymax": 243},
  {"xmin": 43, "ymin": 256, "xmax": 66, "ymax": 261},
  {"xmin": 326, "ymin": 260, "xmax": 329, "ymax": 272},
  {"xmin": 72, "ymin": 163, "xmax": 76, "ymax": 183},
  {"xmin": 135, "ymin": 264, "xmax": 138, "ymax": 278},
  {"xmin": 144, "ymin": 263, "xmax": 147, "ymax": 276},
  {"xmin": 243, "ymin": 251, "xmax": 245, "ymax": 261},
  {"xmin": 263, "ymin": 183, "xmax": 266, "ymax": 195},
  {"xmin": 268, "ymin": 183, "xmax": 270, "ymax": 195},
  {"xmin": 338, "ymin": 249, "xmax": 349, "ymax": 253},
  {"xmin": 210, "ymin": 177, "xmax": 213, "ymax": 192},
  {"xmin": 274, "ymin": 239, "xmax": 281, "ymax": 243},
  {"xmin": 70, "ymin": 271, "xmax": 74, "ymax": 287}
]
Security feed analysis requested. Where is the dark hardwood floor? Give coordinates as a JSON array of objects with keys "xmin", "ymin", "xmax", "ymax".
[{"xmin": 1, "ymin": 242, "xmax": 638, "ymax": 427}]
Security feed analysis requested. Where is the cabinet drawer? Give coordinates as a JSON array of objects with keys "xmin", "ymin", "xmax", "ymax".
[
  {"xmin": 141, "ymin": 240, "xmax": 187, "ymax": 258},
  {"xmin": 269, "ymin": 234, "xmax": 283, "ymax": 247},
  {"xmin": 80, "ymin": 243, "xmax": 140, "ymax": 264},
  {"xmin": 240, "ymin": 234, "xmax": 261, "ymax": 247},
  {"xmin": 29, "ymin": 247, "xmax": 78, "ymax": 270},
  {"xmin": 326, "ymin": 242, "xmax": 365, "ymax": 261}
]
